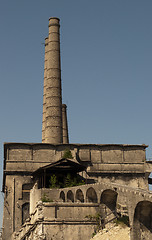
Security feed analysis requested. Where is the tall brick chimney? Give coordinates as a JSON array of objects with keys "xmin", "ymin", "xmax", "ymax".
[
  {"xmin": 62, "ymin": 104, "xmax": 69, "ymax": 144},
  {"xmin": 42, "ymin": 18, "xmax": 69, "ymax": 144},
  {"xmin": 42, "ymin": 37, "xmax": 48, "ymax": 143},
  {"xmin": 44, "ymin": 17, "xmax": 63, "ymax": 144}
]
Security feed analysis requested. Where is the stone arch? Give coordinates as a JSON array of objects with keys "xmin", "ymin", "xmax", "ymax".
[
  {"xmin": 100, "ymin": 189, "xmax": 118, "ymax": 220},
  {"xmin": 60, "ymin": 191, "xmax": 65, "ymax": 202},
  {"xmin": 67, "ymin": 190, "xmax": 74, "ymax": 202},
  {"xmin": 148, "ymin": 173, "xmax": 152, "ymax": 189},
  {"xmin": 22, "ymin": 202, "xmax": 30, "ymax": 224},
  {"xmin": 86, "ymin": 187, "xmax": 98, "ymax": 203},
  {"xmin": 75, "ymin": 189, "xmax": 84, "ymax": 203},
  {"xmin": 133, "ymin": 201, "xmax": 152, "ymax": 240},
  {"xmin": 100, "ymin": 189, "xmax": 117, "ymax": 210}
]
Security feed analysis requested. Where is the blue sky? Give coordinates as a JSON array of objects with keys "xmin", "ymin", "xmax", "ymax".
[{"xmin": 0, "ymin": 0, "xmax": 152, "ymax": 228}]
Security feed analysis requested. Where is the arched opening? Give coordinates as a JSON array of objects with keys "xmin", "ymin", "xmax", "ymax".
[
  {"xmin": 100, "ymin": 189, "xmax": 118, "ymax": 223},
  {"xmin": 75, "ymin": 189, "xmax": 84, "ymax": 203},
  {"xmin": 148, "ymin": 172, "xmax": 152, "ymax": 190},
  {"xmin": 22, "ymin": 202, "xmax": 30, "ymax": 224},
  {"xmin": 60, "ymin": 191, "xmax": 65, "ymax": 202},
  {"xmin": 67, "ymin": 190, "xmax": 74, "ymax": 202},
  {"xmin": 100, "ymin": 189, "xmax": 117, "ymax": 210},
  {"xmin": 133, "ymin": 201, "xmax": 152, "ymax": 240},
  {"xmin": 86, "ymin": 187, "xmax": 97, "ymax": 203}
]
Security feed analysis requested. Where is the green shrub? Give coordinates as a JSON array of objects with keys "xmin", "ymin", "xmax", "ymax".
[
  {"xmin": 85, "ymin": 213, "xmax": 102, "ymax": 237},
  {"xmin": 49, "ymin": 174, "xmax": 57, "ymax": 188},
  {"xmin": 64, "ymin": 173, "xmax": 85, "ymax": 188},
  {"xmin": 63, "ymin": 149, "xmax": 73, "ymax": 159},
  {"xmin": 92, "ymin": 232, "xmax": 97, "ymax": 238},
  {"xmin": 49, "ymin": 173, "xmax": 85, "ymax": 189}
]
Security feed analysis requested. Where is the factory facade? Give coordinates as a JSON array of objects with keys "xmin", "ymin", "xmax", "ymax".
[{"xmin": 2, "ymin": 18, "xmax": 152, "ymax": 240}]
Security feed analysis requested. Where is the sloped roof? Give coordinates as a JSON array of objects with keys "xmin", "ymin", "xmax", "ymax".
[{"xmin": 32, "ymin": 158, "xmax": 86, "ymax": 175}]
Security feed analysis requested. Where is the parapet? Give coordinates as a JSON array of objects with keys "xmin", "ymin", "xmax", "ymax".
[{"xmin": 3, "ymin": 143, "xmax": 148, "ymax": 193}]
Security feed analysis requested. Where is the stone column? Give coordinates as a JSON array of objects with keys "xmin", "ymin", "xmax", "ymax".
[
  {"xmin": 45, "ymin": 17, "xmax": 63, "ymax": 144},
  {"xmin": 62, "ymin": 104, "xmax": 69, "ymax": 144},
  {"xmin": 42, "ymin": 37, "xmax": 48, "ymax": 143}
]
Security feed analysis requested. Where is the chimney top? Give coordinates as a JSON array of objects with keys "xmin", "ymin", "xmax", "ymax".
[
  {"xmin": 48, "ymin": 17, "xmax": 60, "ymax": 27},
  {"xmin": 49, "ymin": 17, "xmax": 60, "ymax": 22},
  {"xmin": 49, "ymin": 17, "xmax": 60, "ymax": 21},
  {"xmin": 62, "ymin": 104, "xmax": 67, "ymax": 109}
]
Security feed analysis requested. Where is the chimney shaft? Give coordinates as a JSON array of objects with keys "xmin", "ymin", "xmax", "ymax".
[
  {"xmin": 42, "ymin": 37, "xmax": 48, "ymax": 143},
  {"xmin": 62, "ymin": 104, "xmax": 69, "ymax": 144},
  {"xmin": 45, "ymin": 17, "xmax": 63, "ymax": 144}
]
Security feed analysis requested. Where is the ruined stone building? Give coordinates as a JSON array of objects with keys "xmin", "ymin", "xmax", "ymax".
[{"xmin": 2, "ymin": 17, "xmax": 152, "ymax": 240}]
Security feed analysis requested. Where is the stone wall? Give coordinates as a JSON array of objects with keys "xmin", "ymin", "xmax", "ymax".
[
  {"xmin": 13, "ymin": 181, "xmax": 152, "ymax": 240},
  {"xmin": 2, "ymin": 142, "xmax": 152, "ymax": 240},
  {"xmin": 13, "ymin": 201, "xmax": 98, "ymax": 240},
  {"xmin": 4, "ymin": 143, "xmax": 147, "ymax": 173},
  {"xmin": 2, "ymin": 175, "xmax": 32, "ymax": 240}
]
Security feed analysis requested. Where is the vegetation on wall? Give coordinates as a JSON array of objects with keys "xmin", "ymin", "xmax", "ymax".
[
  {"xmin": 62, "ymin": 149, "xmax": 73, "ymax": 159},
  {"xmin": 113, "ymin": 215, "xmax": 129, "ymax": 227},
  {"xmin": 85, "ymin": 213, "xmax": 103, "ymax": 237},
  {"xmin": 85, "ymin": 212, "xmax": 130, "ymax": 238},
  {"xmin": 41, "ymin": 193, "xmax": 53, "ymax": 202}
]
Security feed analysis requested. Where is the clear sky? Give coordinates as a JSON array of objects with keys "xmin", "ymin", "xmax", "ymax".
[{"xmin": 0, "ymin": 0, "xmax": 152, "ymax": 228}]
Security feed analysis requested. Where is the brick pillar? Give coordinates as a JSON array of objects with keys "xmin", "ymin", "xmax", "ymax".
[
  {"xmin": 42, "ymin": 37, "xmax": 48, "ymax": 143},
  {"xmin": 45, "ymin": 17, "xmax": 63, "ymax": 144},
  {"xmin": 62, "ymin": 104, "xmax": 69, "ymax": 144}
]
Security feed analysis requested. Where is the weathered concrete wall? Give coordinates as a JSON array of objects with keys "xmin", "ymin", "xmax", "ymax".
[
  {"xmin": 2, "ymin": 175, "xmax": 14, "ymax": 240},
  {"xmin": 2, "ymin": 175, "xmax": 32, "ymax": 240},
  {"xmin": 13, "ymin": 181, "xmax": 152, "ymax": 240},
  {"xmin": 4, "ymin": 143, "xmax": 149, "ymax": 192},
  {"xmin": 30, "ymin": 188, "xmax": 59, "ymax": 214},
  {"xmin": 3, "ymin": 142, "xmax": 152, "ymax": 240},
  {"xmin": 97, "ymin": 174, "xmax": 148, "ymax": 190},
  {"xmin": 29, "ymin": 182, "xmax": 152, "ymax": 222},
  {"xmin": 13, "ymin": 201, "xmax": 99, "ymax": 240},
  {"xmin": 43, "ymin": 203, "xmax": 99, "ymax": 220},
  {"xmin": 44, "ymin": 222, "xmax": 96, "ymax": 240},
  {"xmin": 4, "ymin": 143, "xmax": 148, "ymax": 173},
  {"xmin": 14, "ymin": 221, "xmax": 96, "ymax": 240}
]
